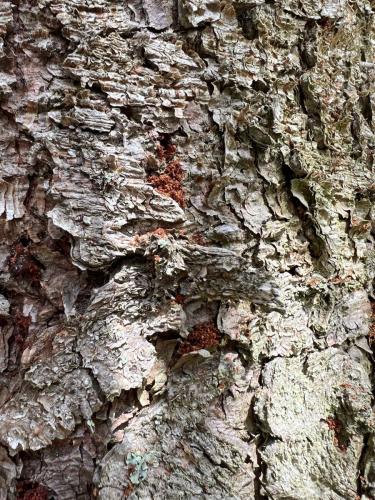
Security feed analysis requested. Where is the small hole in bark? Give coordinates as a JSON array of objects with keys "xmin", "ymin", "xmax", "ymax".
[
  {"xmin": 287, "ymin": 265, "xmax": 299, "ymax": 276},
  {"xmin": 234, "ymin": 4, "xmax": 258, "ymax": 40},
  {"xmin": 252, "ymin": 80, "xmax": 270, "ymax": 93},
  {"xmin": 207, "ymin": 81, "xmax": 214, "ymax": 95},
  {"xmin": 119, "ymin": 106, "xmax": 137, "ymax": 120},
  {"xmin": 19, "ymin": 235, "xmax": 31, "ymax": 247}
]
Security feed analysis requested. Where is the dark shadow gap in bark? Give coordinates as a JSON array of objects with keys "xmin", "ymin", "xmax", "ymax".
[
  {"xmin": 359, "ymin": 94, "xmax": 373, "ymax": 130},
  {"xmin": 281, "ymin": 161, "xmax": 327, "ymax": 264},
  {"xmin": 233, "ymin": 3, "xmax": 258, "ymax": 40},
  {"xmin": 356, "ymin": 433, "xmax": 371, "ymax": 497},
  {"xmin": 248, "ymin": 369, "xmax": 268, "ymax": 500}
]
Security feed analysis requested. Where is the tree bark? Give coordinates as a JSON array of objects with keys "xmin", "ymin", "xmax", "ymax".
[{"xmin": 0, "ymin": 0, "xmax": 374, "ymax": 498}]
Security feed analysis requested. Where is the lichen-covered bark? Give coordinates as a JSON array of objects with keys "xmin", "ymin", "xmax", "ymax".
[{"xmin": 0, "ymin": 0, "xmax": 374, "ymax": 498}]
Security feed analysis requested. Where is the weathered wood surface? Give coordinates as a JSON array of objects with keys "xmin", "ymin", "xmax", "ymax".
[{"xmin": 0, "ymin": 0, "xmax": 374, "ymax": 498}]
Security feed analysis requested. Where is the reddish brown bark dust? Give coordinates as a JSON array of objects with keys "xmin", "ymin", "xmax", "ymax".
[{"xmin": 179, "ymin": 321, "xmax": 221, "ymax": 355}]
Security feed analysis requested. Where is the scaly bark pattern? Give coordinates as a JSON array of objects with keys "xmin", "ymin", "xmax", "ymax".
[{"xmin": 0, "ymin": 0, "xmax": 374, "ymax": 498}]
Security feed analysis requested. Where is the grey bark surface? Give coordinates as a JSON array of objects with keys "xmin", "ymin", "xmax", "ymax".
[{"xmin": 0, "ymin": 0, "xmax": 374, "ymax": 499}]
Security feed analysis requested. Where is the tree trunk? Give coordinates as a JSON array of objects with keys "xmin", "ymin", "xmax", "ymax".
[{"xmin": 0, "ymin": 0, "xmax": 374, "ymax": 498}]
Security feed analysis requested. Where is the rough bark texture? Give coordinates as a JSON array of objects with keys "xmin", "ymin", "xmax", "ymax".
[{"xmin": 0, "ymin": 0, "xmax": 374, "ymax": 499}]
